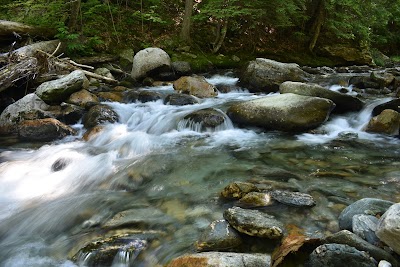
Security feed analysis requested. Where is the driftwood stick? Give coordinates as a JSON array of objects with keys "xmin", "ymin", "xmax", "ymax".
[
  {"xmin": 81, "ymin": 70, "xmax": 118, "ymax": 84},
  {"xmin": 68, "ymin": 59, "xmax": 94, "ymax": 70}
]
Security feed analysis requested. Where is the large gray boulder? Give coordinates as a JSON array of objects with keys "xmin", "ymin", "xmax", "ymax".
[
  {"xmin": 376, "ymin": 203, "xmax": 400, "ymax": 255},
  {"xmin": 35, "ymin": 70, "xmax": 89, "ymax": 104},
  {"xmin": 131, "ymin": 47, "xmax": 171, "ymax": 81},
  {"xmin": 338, "ymin": 198, "xmax": 394, "ymax": 231},
  {"xmin": 227, "ymin": 93, "xmax": 335, "ymax": 132},
  {"xmin": 167, "ymin": 252, "xmax": 270, "ymax": 267},
  {"xmin": 324, "ymin": 230, "xmax": 398, "ymax": 264},
  {"xmin": 0, "ymin": 93, "xmax": 49, "ymax": 131},
  {"xmin": 319, "ymin": 44, "xmax": 373, "ymax": 65},
  {"xmin": 238, "ymin": 58, "xmax": 310, "ymax": 93},
  {"xmin": 279, "ymin": 81, "xmax": 364, "ymax": 113}
]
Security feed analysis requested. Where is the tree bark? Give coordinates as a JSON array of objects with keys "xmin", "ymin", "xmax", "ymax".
[
  {"xmin": 0, "ymin": 57, "xmax": 38, "ymax": 93},
  {"xmin": 67, "ymin": 0, "xmax": 81, "ymax": 32},
  {"xmin": 308, "ymin": 0, "xmax": 325, "ymax": 52},
  {"xmin": 180, "ymin": 0, "xmax": 194, "ymax": 44},
  {"xmin": 212, "ymin": 20, "xmax": 228, "ymax": 53}
]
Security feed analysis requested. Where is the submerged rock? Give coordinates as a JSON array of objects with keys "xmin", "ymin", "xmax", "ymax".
[
  {"xmin": 220, "ymin": 182, "xmax": 259, "ymax": 200},
  {"xmin": 376, "ymin": 203, "xmax": 400, "ymax": 256},
  {"xmin": 279, "ymin": 81, "xmax": 364, "ymax": 113},
  {"xmin": 365, "ymin": 109, "xmax": 400, "ymax": 135},
  {"xmin": 173, "ymin": 75, "xmax": 217, "ymax": 98},
  {"xmin": 238, "ymin": 192, "xmax": 274, "ymax": 207},
  {"xmin": 338, "ymin": 198, "xmax": 394, "ymax": 231},
  {"xmin": 167, "ymin": 252, "xmax": 270, "ymax": 267},
  {"xmin": 164, "ymin": 93, "xmax": 199, "ymax": 106},
  {"xmin": 238, "ymin": 58, "xmax": 310, "ymax": 93},
  {"xmin": 223, "ymin": 206, "xmax": 284, "ymax": 239},
  {"xmin": 182, "ymin": 108, "xmax": 226, "ymax": 131},
  {"xmin": 18, "ymin": 118, "xmax": 76, "ymax": 141},
  {"xmin": 270, "ymin": 190, "xmax": 316, "ymax": 207},
  {"xmin": 102, "ymin": 208, "xmax": 174, "ymax": 229},
  {"xmin": 307, "ymin": 243, "xmax": 376, "ymax": 267},
  {"xmin": 83, "ymin": 104, "xmax": 119, "ymax": 129},
  {"xmin": 35, "ymin": 70, "xmax": 89, "ymax": 104},
  {"xmin": 227, "ymin": 93, "xmax": 335, "ymax": 132},
  {"xmin": 196, "ymin": 219, "xmax": 243, "ymax": 252},
  {"xmin": 73, "ymin": 235, "xmax": 149, "ymax": 267}
]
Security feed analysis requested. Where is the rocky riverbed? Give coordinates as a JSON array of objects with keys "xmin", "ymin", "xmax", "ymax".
[{"xmin": 1, "ymin": 48, "xmax": 400, "ymax": 266}]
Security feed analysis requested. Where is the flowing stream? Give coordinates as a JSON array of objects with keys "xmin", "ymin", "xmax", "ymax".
[{"xmin": 1, "ymin": 74, "xmax": 400, "ymax": 266}]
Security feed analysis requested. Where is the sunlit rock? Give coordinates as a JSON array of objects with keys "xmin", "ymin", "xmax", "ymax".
[
  {"xmin": 0, "ymin": 93, "xmax": 49, "ymax": 132},
  {"xmin": 279, "ymin": 81, "xmax": 364, "ymax": 113},
  {"xmin": 238, "ymin": 192, "xmax": 274, "ymax": 207},
  {"xmin": 67, "ymin": 89, "xmax": 99, "ymax": 107},
  {"xmin": 227, "ymin": 93, "xmax": 335, "ymax": 132},
  {"xmin": 223, "ymin": 206, "xmax": 284, "ymax": 239},
  {"xmin": 365, "ymin": 109, "xmax": 400, "ymax": 135},
  {"xmin": 35, "ymin": 70, "xmax": 89, "ymax": 104},
  {"xmin": 173, "ymin": 75, "xmax": 217, "ymax": 98},
  {"xmin": 371, "ymin": 71, "xmax": 395, "ymax": 88},
  {"xmin": 220, "ymin": 182, "xmax": 259, "ymax": 200},
  {"xmin": 131, "ymin": 47, "xmax": 171, "ymax": 81},
  {"xmin": 376, "ymin": 203, "xmax": 400, "ymax": 256},
  {"xmin": 167, "ymin": 252, "xmax": 271, "ymax": 267},
  {"xmin": 18, "ymin": 118, "xmax": 76, "ymax": 141},
  {"xmin": 238, "ymin": 58, "xmax": 310, "ymax": 93}
]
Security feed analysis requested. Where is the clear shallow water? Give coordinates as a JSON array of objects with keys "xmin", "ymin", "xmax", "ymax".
[{"xmin": 0, "ymin": 75, "xmax": 400, "ymax": 266}]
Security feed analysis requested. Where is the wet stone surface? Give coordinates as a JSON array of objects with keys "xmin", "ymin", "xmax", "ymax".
[{"xmin": 223, "ymin": 207, "xmax": 284, "ymax": 239}]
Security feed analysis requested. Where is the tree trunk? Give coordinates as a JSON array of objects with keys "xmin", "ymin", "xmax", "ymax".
[
  {"xmin": 212, "ymin": 20, "xmax": 228, "ymax": 53},
  {"xmin": 67, "ymin": 0, "xmax": 81, "ymax": 32},
  {"xmin": 308, "ymin": 0, "xmax": 325, "ymax": 52},
  {"xmin": 180, "ymin": 0, "xmax": 194, "ymax": 44}
]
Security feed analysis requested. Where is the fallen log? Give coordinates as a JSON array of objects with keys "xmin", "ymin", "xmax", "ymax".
[
  {"xmin": 0, "ymin": 20, "xmax": 56, "ymax": 39},
  {"xmin": 0, "ymin": 57, "xmax": 38, "ymax": 93},
  {"xmin": 0, "ymin": 40, "xmax": 64, "ymax": 61}
]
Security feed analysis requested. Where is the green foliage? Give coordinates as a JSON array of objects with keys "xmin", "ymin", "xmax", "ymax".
[{"xmin": 3, "ymin": 0, "xmax": 67, "ymax": 28}]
